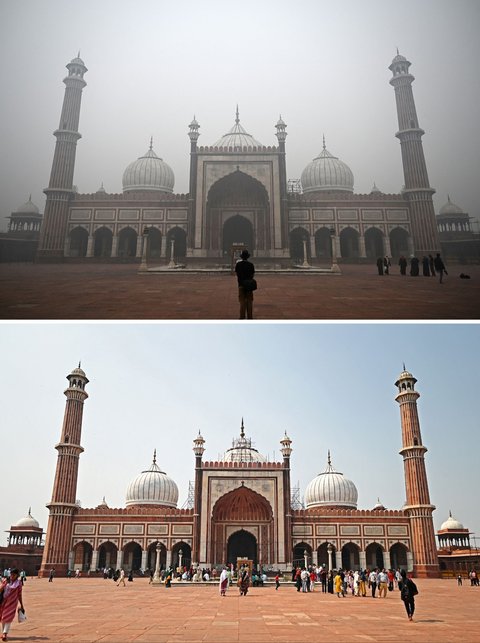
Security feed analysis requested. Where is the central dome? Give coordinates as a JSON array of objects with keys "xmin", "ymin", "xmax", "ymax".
[
  {"xmin": 439, "ymin": 196, "xmax": 464, "ymax": 216},
  {"xmin": 301, "ymin": 138, "xmax": 354, "ymax": 193},
  {"xmin": 122, "ymin": 141, "xmax": 174, "ymax": 193},
  {"xmin": 305, "ymin": 453, "xmax": 358, "ymax": 509},
  {"xmin": 212, "ymin": 107, "xmax": 264, "ymax": 148},
  {"xmin": 440, "ymin": 512, "xmax": 465, "ymax": 531},
  {"xmin": 125, "ymin": 452, "xmax": 178, "ymax": 507},
  {"xmin": 223, "ymin": 419, "xmax": 266, "ymax": 463}
]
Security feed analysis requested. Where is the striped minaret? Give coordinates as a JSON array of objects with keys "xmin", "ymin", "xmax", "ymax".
[
  {"xmin": 192, "ymin": 431, "xmax": 205, "ymax": 566},
  {"xmin": 395, "ymin": 367, "xmax": 439, "ymax": 577},
  {"xmin": 36, "ymin": 55, "xmax": 87, "ymax": 262},
  {"xmin": 39, "ymin": 364, "xmax": 88, "ymax": 577},
  {"xmin": 389, "ymin": 52, "xmax": 440, "ymax": 256}
]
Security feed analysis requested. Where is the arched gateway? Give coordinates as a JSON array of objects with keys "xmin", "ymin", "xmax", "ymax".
[{"xmin": 211, "ymin": 485, "xmax": 273, "ymax": 567}]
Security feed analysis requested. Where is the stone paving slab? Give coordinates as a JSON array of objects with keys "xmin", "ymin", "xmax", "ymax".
[
  {"xmin": 0, "ymin": 263, "xmax": 479, "ymax": 319},
  {"xmin": 6, "ymin": 578, "xmax": 480, "ymax": 642}
]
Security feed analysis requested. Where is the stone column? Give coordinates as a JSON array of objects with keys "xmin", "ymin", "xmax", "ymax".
[
  {"xmin": 141, "ymin": 549, "xmax": 148, "ymax": 572},
  {"xmin": 86, "ymin": 235, "xmax": 94, "ymax": 257},
  {"xmin": 358, "ymin": 235, "xmax": 367, "ymax": 258},
  {"xmin": 166, "ymin": 549, "xmax": 172, "ymax": 569},
  {"xmin": 407, "ymin": 551, "xmax": 414, "ymax": 573},
  {"xmin": 309, "ymin": 235, "xmax": 316, "ymax": 259},
  {"xmin": 407, "ymin": 235, "xmax": 415, "ymax": 257},
  {"xmin": 384, "ymin": 550, "xmax": 392, "ymax": 571},
  {"xmin": 111, "ymin": 235, "xmax": 118, "ymax": 258},
  {"xmin": 117, "ymin": 550, "xmax": 123, "ymax": 570},
  {"xmin": 384, "ymin": 235, "xmax": 392, "ymax": 257},
  {"xmin": 335, "ymin": 236, "xmax": 342, "ymax": 259},
  {"xmin": 152, "ymin": 542, "xmax": 163, "ymax": 584},
  {"xmin": 135, "ymin": 234, "xmax": 143, "ymax": 258},
  {"xmin": 90, "ymin": 549, "xmax": 98, "ymax": 572},
  {"xmin": 359, "ymin": 551, "xmax": 366, "ymax": 570}
]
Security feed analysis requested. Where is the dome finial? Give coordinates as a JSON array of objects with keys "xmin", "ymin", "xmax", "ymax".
[
  {"xmin": 447, "ymin": 194, "xmax": 451, "ymax": 203},
  {"xmin": 149, "ymin": 136, "xmax": 153, "ymax": 151},
  {"xmin": 235, "ymin": 105, "xmax": 240, "ymax": 124},
  {"xmin": 323, "ymin": 133, "xmax": 326, "ymax": 150},
  {"xmin": 403, "ymin": 361, "xmax": 406, "ymax": 371},
  {"xmin": 396, "ymin": 46, "xmax": 399, "ymax": 56},
  {"xmin": 240, "ymin": 417, "xmax": 245, "ymax": 438},
  {"xmin": 28, "ymin": 507, "xmax": 32, "ymax": 516},
  {"xmin": 449, "ymin": 509, "xmax": 452, "ymax": 517},
  {"xmin": 327, "ymin": 449, "xmax": 331, "ymax": 466},
  {"xmin": 153, "ymin": 448, "xmax": 157, "ymax": 465}
]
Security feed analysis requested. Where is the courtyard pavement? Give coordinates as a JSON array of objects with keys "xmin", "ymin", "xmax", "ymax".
[
  {"xmin": 9, "ymin": 578, "xmax": 480, "ymax": 642},
  {"xmin": 0, "ymin": 263, "xmax": 479, "ymax": 319}
]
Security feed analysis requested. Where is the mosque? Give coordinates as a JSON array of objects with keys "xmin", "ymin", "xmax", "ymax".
[
  {"xmin": 25, "ymin": 363, "xmax": 448, "ymax": 579},
  {"xmin": 29, "ymin": 52, "xmax": 445, "ymax": 264}
]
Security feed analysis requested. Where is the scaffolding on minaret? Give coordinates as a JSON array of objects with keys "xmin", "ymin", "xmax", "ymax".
[
  {"xmin": 291, "ymin": 482, "xmax": 304, "ymax": 510},
  {"xmin": 182, "ymin": 480, "xmax": 195, "ymax": 509}
]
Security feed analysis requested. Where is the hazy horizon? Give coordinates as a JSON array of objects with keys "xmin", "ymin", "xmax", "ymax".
[{"xmin": 1, "ymin": 0, "xmax": 479, "ymax": 231}]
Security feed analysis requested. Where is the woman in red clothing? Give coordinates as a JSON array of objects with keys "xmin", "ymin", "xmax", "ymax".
[{"xmin": 0, "ymin": 568, "xmax": 25, "ymax": 641}]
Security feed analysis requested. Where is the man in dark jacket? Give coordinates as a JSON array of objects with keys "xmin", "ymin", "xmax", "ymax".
[
  {"xmin": 433, "ymin": 253, "xmax": 447, "ymax": 283},
  {"xmin": 398, "ymin": 569, "xmax": 418, "ymax": 621},
  {"xmin": 235, "ymin": 249, "xmax": 255, "ymax": 319}
]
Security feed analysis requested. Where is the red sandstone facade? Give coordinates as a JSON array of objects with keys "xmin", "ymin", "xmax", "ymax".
[{"xmin": 39, "ymin": 365, "xmax": 439, "ymax": 577}]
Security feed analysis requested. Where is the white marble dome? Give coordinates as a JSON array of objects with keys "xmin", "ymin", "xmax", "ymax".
[
  {"xmin": 301, "ymin": 140, "xmax": 354, "ymax": 193},
  {"xmin": 439, "ymin": 196, "xmax": 464, "ymax": 216},
  {"xmin": 440, "ymin": 512, "xmax": 464, "ymax": 531},
  {"xmin": 125, "ymin": 453, "xmax": 178, "ymax": 507},
  {"xmin": 223, "ymin": 420, "xmax": 266, "ymax": 463},
  {"xmin": 15, "ymin": 509, "xmax": 39, "ymax": 529},
  {"xmin": 122, "ymin": 143, "xmax": 174, "ymax": 193},
  {"xmin": 212, "ymin": 108, "xmax": 263, "ymax": 148},
  {"xmin": 16, "ymin": 196, "xmax": 40, "ymax": 214},
  {"xmin": 305, "ymin": 454, "xmax": 358, "ymax": 509}
]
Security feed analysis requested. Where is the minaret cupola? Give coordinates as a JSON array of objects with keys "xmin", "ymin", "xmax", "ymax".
[
  {"xmin": 188, "ymin": 116, "xmax": 200, "ymax": 143},
  {"xmin": 275, "ymin": 115, "xmax": 287, "ymax": 144}
]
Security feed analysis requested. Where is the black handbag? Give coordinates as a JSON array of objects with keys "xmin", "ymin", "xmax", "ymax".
[{"xmin": 242, "ymin": 279, "xmax": 257, "ymax": 292}]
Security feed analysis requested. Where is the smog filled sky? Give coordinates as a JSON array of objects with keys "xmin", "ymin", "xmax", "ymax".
[
  {"xmin": 0, "ymin": 0, "xmax": 479, "ymax": 231},
  {"xmin": 1, "ymin": 323, "xmax": 479, "ymax": 549}
]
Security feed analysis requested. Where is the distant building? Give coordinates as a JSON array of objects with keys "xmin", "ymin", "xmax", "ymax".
[
  {"xmin": 0, "ymin": 509, "xmax": 44, "ymax": 575},
  {"xmin": 0, "ymin": 197, "xmax": 42, "ymax": 262},
  {"xmin": 437, "ymin": 512, "xmax": 480, "ymax": 577},
  {"xmin": 436, "ymin": 197, "xmax": 480, "ymax": 263},
  {"xmin": 34, "ymin": 364, "xmax": 440, "ymax": 578},
  {"xmin": 34, "ymin": 53, "xmax": 442, "ymax": 265}
]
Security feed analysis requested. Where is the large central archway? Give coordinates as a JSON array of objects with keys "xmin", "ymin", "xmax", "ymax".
[
  {"xmin": 211, "ymin": 485, "xmax": 273, "ymax": 567},
  {"xmin": 206, "ymin": 171, "xmax": 270, "ymax": 256},
  {"xmin": 227, "ymin": 530, "xmax": 257, "ymax": 566}
]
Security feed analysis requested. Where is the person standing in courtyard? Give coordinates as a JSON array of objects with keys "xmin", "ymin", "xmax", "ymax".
[
  {"xmin": 398, "ymin": 569, "xmax": 418, "ymax": 621},
  {"xmin": 219, "ymin": 567, "xmax": 228, "ymax": 597},
  {"xmin": 0, "ymin": 568, "xmax": 25, "ymax": 642},
  {"xmin": 376, "ymin": 257, "xmax": 384, "ymax": 275},
  {"xmin": 117, "ymin": 569, "xmax": 126, "ymax": 587},
  {"xmin": 398, "ymin": 255, "xmax": 407, "ymax": 275},
  {"xmin": 48, "ymin": 567, "xmax": 55, "ymax": 582},
  {"xmin": 235, "ymin": 250, "xmax": 256, "ymax": 320},
  {"xmin": 434, "ymin": 252, "xmax": 447, "ymax": 283}
]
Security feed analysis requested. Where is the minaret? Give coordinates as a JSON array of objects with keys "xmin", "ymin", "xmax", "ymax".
[
  {"xmin": 275, "ymin": 116, "xmax": 288, "ymax": 249},
  {"xmin": 39, "ymin": 364, "xmax": 89, "ymax": 576},
  {"xmin": 280, "ymin": 431, "xmax": 293, "ymax": 567},
  {"xmin": 389, "ymin": 52, "xmax": 440, "ymax": 256},
  {"xmin": 37, "ymin": 55, "xmax": 87, "ymax": 262},
  {"xmin": 192, "ymin": 430, "xmax": 205, "ymax": 566},
  {"xmin": 395, "ymin": 367, "xmax": 439, "ymax": 577},
  {"xmin": 187, "ymin": 116, "xmax": 200, "ymax": 255}
]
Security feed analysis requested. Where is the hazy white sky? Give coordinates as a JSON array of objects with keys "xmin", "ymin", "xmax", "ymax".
[
  {"xmin": 0, "ymin": 0, "xmax": 479, "ymax": 231},
  {"xmin": 1, "ymin": 322, "xmax": 479, "ymax": 549}
]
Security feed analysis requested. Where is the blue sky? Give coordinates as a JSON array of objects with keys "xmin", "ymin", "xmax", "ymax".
[{"xmin": 1, "ymin": 322, "xmax": 479, "ymax": 548}]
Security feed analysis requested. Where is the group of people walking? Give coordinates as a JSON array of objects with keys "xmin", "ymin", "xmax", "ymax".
[{"xmin": 397, "ymin": 253, "xmax": 447, "ymax": 282}]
